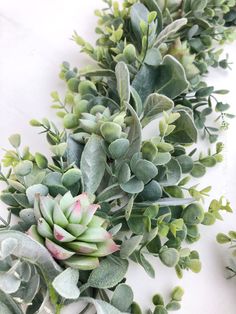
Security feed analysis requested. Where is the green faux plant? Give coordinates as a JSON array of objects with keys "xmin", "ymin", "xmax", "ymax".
[{"xmin": 0, "ymin": 0, "xmax": 235, "ymax": 313}]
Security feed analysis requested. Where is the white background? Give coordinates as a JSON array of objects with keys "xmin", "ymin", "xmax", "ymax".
[{"xmin": 1, "ymin": 1, "xmax": 236, "ymax": 313}]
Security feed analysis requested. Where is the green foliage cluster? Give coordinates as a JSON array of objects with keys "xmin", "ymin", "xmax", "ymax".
[{"xmin": 0, "ymin": 0, "xmax": 235, "ymax": 313}]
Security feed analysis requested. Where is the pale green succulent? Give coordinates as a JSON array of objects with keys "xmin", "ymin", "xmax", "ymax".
[{"xmin": 29, "ymin": 192, "xmax": 119, "ymax": 270}]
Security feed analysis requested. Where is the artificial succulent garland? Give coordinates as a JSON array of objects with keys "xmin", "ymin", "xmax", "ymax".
[{"xmin": 0, "ymin": 0, "xmax": 235, "ymax": 313}]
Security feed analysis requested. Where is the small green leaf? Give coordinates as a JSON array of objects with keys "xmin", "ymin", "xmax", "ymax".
[
  {"xmin": 14, "ymin": 160, "xmax": 33, "ymax": 176},
  {"xmin": 9, "ymin": 134, "xmax": 21, "ymax": 148}
]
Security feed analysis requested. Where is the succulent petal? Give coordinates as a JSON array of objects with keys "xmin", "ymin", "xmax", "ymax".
[
  {"xmin": 64, "ymin": 256, "xmax": 99, "ymax": 270},
  {"xmin": 27, "ymin": 225, "xmax": 44, "ymax": 244},
  {"xmin": 88, "ymin": 239, "xmax": 120, "ymax": 257},
  {"xmin": 66, "ymin": 241, "xmax": 97, "ymax": 254},
  {"xmin": 37, "ymin": 218, "xmax": 53, "ymax": 239},
  {"xmin": 53, "ymin": 203, "xmax": 69, "ymax": 228},
  {"xmin": 78, "ymin": 227, "xmax": 111, "ymax": 243},
  {"xmin": 80, "ymin": 204, "xmax": 100, "ymax": 226},
  {"xmin": 45, "ymin": 238, "xmax": 75, "ymax": 260},
  {"xmin": 68, "ymin": 200, "xmax": 83, "ymax": 224},
  {"xmin": 88, "ymin": 215, "xmax": 106, "ymax": 228},
  {"xmin": 53, "ymin": 224, "xmax": 76, "ymax": 242},
  {"xmin": 39, "ymin": 196, "xmax": 55, "ymax": 226},
  {"xmin": 60, "ymin": 191, "xmax": 76, "ymax": 217},
  {"xmin": 66, "ymin": 224, "xmax": 87, "ymax": 237}
]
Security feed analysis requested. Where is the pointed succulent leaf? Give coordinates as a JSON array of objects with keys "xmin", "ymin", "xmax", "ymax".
[
  {"xmin": 53, "ymin": 203, "xmax": 69, "ymax": 228},
  {"xmin": 27, "ymin": 225, "xmax": 44, "ymax": 244},
  {"xmin": 89, "ymin": 239, "xmax": 120, "ymax": 257},
  {"xmin": 80, "ymin": 204, "xmax": 100, "ymax": 225},
  {"xmin": 66, "ymin": 241, "xmax": 97, "ymax": 254},
  {"xmin": 52, "ymin": 267, "xmax": 80, "ymax": 299},
  {"xmin": 64, "ymin": 256, "xmax": 99, "ymax": 270},
  {"xmin": 88, "ymin": 215, "xmax": 106, "ymax": 228},
  {"xmin": 68, "ymin": 200, "xmax": 83, "ymax": 224},
  {"xmin": 78, "ymin": 227, "xmax": 111, "ymax": 243},
  {"xmin": 45, "ymin": 238, "xmax": 75, "ymax": 260},
  {"xmin": 37, "ymin": 218, "xmax": 53, "ymax": 239},
  {"xmin": 66, "ymin": 224, "xmax": 87, "ymax": 237},
  {"xmin": 39, "ymin": 195, "xmax": 55, "ymax": 226},
  {"xmin": 59, "ymin": 191, "xmax": 75, "ymax": 214},
  {"xmin": 53, "ymin": 224, "xmax": 76, "ymax": 242}
]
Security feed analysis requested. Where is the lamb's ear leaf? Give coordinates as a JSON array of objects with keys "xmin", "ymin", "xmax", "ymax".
[
  {"xmin": 123, "ymin": 102, "xmax": 142, "ymax": 159},
  {"xmin": 81, "ymin": 134, "xmax": 106, "ymax": 194},
  {"xmin": 88, "ymin": 256, "xmax": 128, "ymax": 289},
  {"xmin": 0, "ymin": 230, "xmax": 61, "ymax": 282},
  {"xmin": 79, "ymin": 297, "xmax": 127, "ymax": 314},
  {"xmin": 115, "ymin": 62, "xmax": 130, "ymax": 105},
  {"xmin": 52, "ymin": 268, "xmax": 80, "ymax": 299}
]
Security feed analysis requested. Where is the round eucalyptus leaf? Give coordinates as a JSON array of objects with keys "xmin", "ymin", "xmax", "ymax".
[
  {"xmin": 154, "ymin": 152, "xmax": 171, "ymax": 165},
  {"xmin": 141, "ymin": 141, "xmax": 158, "ymax": 161},
  {"xmin": 187, "ymin": 225, "xmax": 199, "ymax": 239},
  {"xmin": 130, "ymin": 152, "xmax": 142, "ymax": 173},
  {"xmin": 154, "ymin": 305, "xmax": 168, "ymax": 314},
  {"xmin": 158, "ymin": 158, "xmax": 182, "ymax": 186},
  {"xmin": 200, "ymin": 156, "xmax": 217, "ymax": 167},
  {"xmin": 136, "ymin": 180, "xmax": 162, "ymax": 202},
  {"xmin": 202, "ymin": 212, "xmax": 216, "ymax": 225},
  {"xmin": 108, "ymin": 139, "xmax": 130, "ymax": 159},
  {"xmin": 133, "ymin": 159, "xmax": 158, "ymax": 184},
  {"xmin": 118, "ymin": 162, "xmax": 131, "ymax": 184},
  {"xmin": 26, "ymin": 184, "xmax": 49, "ymax": 206},
  {"xmin": 120, "ymin": 177, "xmax": 144, "ymax": 194},
  {"xmin": 100, "ymin": 122, "xmax": 122, "ymax": 143},
  {"xmin": 171, "ymin": 286, "xmax": 184, "ymax": 301},
  {"xmin": 61, "ymin": 168, "xmax": 82, "ymax": 187},
  {"xmin": 182, "ymin": 203, "xmax": 204, "ymax": 225},
  {"xmin": 14, "ymin": 160, "xmax": 33, "ymax": 176},
  {"xmin": 190, "ymin": 163, "xmax": 206, "ymax": 177},
  {"xmin": 176, "ymin": 155, "xmax": 194, "ymax": 173},
  {"xmin": 48, "ymin": 185, "xmax": 68, "ymax": 197},
  {"xmin": 166, "ymin": 301, "xmax": 181, "ymax": 311},
  {"xmin": 131, "ymin": 302, "xmax": 142, "ymax": 314},
  {"xmin": 187, "ymin": 259, "xmax": 201, "ymax": 273},
  {"xmin": 111, "ymin": 284, "xmax": 134, "ymax": 312},
  {"xmin": 88, "ymin": 256, "xmax": 128, "ymax": 289},
  {"xmin": 159, "ymin": 247, "xmax": 179, "ymax": 267},
  {"xmin": 44, "ymin": 172, "xmax": 62, "ymax": 186}
]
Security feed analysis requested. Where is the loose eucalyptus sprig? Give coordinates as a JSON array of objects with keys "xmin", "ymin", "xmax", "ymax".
[{"xmin": 0, "ymin": 0, "xmax": 235, "ymax": 313}]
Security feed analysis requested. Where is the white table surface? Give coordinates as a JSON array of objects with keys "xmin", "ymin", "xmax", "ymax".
[{"xmin": 1, "ymin": 1, "xmax": 236, "ymax": 313}]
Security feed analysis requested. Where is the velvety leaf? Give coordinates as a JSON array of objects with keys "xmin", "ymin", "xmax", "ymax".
[
  {"xmin": 52, "ymin": 267, "xmax": 80, "ymax": 299},
  {"xmin": 67, "ymin": 135, "xmax": 84, "ymax": 167},
  {"xmin": 154, "ymin": 18, "xmax": 187, "ymax": 47},
  {"xmin": 123, "ymin": 103, "xmax": 142, "ymax": 159},
  {"xmin": 120, "ymin": 235, "xmax": 143, "ymax": 259},
  {"xmin": 156, "ymin": 56, "xmax": 189, "ymax": 99},
  {"xmin": 111, "ymin": 284, "xmax": 134, "ymax": 312},
  {"xmin": 115, "ymin": 62, "xmax": 130, "ymax": 104},
  {"xmin": 142, "ymin": 93, "xmax": 174, "ymax": 127},
  {"xmin": 134, "ymin": 197, "xmax": 195, "ymax": 207},
  {"xmin": 81, "ymin": 134, "xmax": 106, "ymax": 193},
  {"xmin": 79, "ymin": 297, "xmax": 126, "ymax": 314},
  {"xmin": 166, "ymin": 110, "xmax": 197, "ymax": 144},
  {"xmin": 88, "ymin": 256, "xmax": 128, "ymax": 288},
  {"xmin": 120, "ymin": 177, "xmax": 144, "ymax": 194},
  {"xmin": 130, "ymin": 87, "xmax": 143, "ymax": 117}
]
